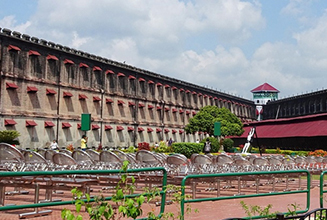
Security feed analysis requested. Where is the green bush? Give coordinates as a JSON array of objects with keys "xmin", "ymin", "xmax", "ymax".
[
  {"xmin": 172, "ymin": 142, "xmax": 203, "ymax": 158},
  {"xmin": 153, "ymin": 141, "xmax": 173, "ymax": 153},
  {"xmin": 222, "ymin": 138, "xmax": 234, "ymax": 153},
  {"xmin": 0, "ymin": 130, "xmax": 20, "ymax": 145},
  {"xmin": 200, "ymin": 137, "xmax": 220, "ymax": 153}
]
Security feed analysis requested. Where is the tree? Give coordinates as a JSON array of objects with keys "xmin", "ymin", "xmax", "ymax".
[
  {"xmin": 0, "ymin": 130, "xmax": 20, "ymax": 145},
  {"xmin": 184, "ymin": 106, "xmax": 244, "ymax": 137}
]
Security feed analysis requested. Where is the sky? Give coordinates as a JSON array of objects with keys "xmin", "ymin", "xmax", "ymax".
[{"xmin": 1, "ymin": 0, "xmax": 327, "ymax": 100}]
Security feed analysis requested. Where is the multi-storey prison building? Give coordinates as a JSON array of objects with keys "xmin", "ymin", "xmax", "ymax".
[{"xmin": 0, "ymin": 27, "xmax": 255, "ymax": 149}]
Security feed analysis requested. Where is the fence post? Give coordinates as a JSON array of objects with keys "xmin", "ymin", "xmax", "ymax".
[{"xmin": 276, "ymin": 213, "xmax": 284, "ymax": 220}]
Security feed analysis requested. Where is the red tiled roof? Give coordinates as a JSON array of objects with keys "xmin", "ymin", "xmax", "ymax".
[
  {"xmin": 4, "ymin": 119, "xmax": 17, "ymax": 126},
  {"xmin": 46, "ymin": 88, "xmax": 57, "ymax": 95},
  {"xmin": 79, "ymin": 63, "xmax": 89, "ymax": 68},
  {"xmin": 106, "ymin": 98, "xmax": 113, "ymax": 103},
  {"xmin": 117, "ymin": 126, "xmax": 124, "ymax": 131},
  {"xmin": 79, "ymin": 94, "xmax": 88, "ymax": 100},
  {"xmin": 105, "ymin": 125, "xmax": 113, "ymax": 130},
  {"xmin": 93, "ymin": 66, "xmax": 102, "ymax": 71},
  {"xmin": 93, "ymin": 96, "xmax": 101, "ymax": 102},
  {"xmin": 8, "ymin": 45, "xmax": 21, "ymax": 51},
  {"xmin": 62, "ymin": 122, "xmax": 72, "ymax": 128},
  {"xmin": 27, "ymin": 86, "xmax": 38, "ymax": 93},
  {"xmin": 26, "ymin": 120, "xmax": 37, "ymax": 127},
  {"xmin": 46, "ymin": 55, "xmax": 58, "ymax": 61},
  {"xmin": 117, "ymin": 100, "xmax": 125, "ymax": 105},
  {"xmin": 6, "ymin": 82, "xmax": 18, "ymax": 89},
  {"xmin": 44, "ymin": 121, "xmax": 55, "ymax": 127},
  {"xmin": 64, "ymin": 59, "xmax": 74, "ymax": 64},
  {"xmin": 251, "ymin": 83, "xmax": 279, "ymax": 93},
  {"xmin": 234, "ymin": 113, "xmax": 327, "ymax": 138},
  {"xmin": 29, "ymin": 50, "xmax": 40, "ymax": 56},
  {"xmin": 105, "ymin": 69, "xmax": 114, "ymax": 74},
  {"xmin": 92, "ymin": 124, "xmax": 100, "ymax": 130},
  {"xmin": 63, "ymin": 92, "xmax": 73, "ymax": 97},
  {"xmin": 138, "ymin": 103, "xmax": 145, "ymax": 108}
]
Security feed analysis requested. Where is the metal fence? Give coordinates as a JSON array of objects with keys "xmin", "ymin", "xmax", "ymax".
[
  {"xmin": 0, "ymin": 167, "xmax": 168, "ymax": 219},
  {"xmin": 180, "ymin": 170, "xmax": 311, "ymax": 220}
]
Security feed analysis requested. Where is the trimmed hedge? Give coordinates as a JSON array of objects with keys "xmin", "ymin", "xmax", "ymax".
[{"xmin": 172, "ymin": 142, "xmax": 203, "ymax": 158}]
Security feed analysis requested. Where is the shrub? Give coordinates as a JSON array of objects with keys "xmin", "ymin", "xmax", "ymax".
[
  {"xmin": 200, "ymin": 137, "xmax": 220, "ymax": 153},
  {"xmin": 172, "ymin": 142, "xmax": 203, "ymax": 158},
  {"xmin": 308, "ymin": 149, "xmax": 327, "ymax": 157},
  {"xmin": 222, "ymin": 138, "xmax": 234, "ymax": 153},
  {"xmin": 0, "ymin": 130, "xmax": 20, "ymax": 145},
  {"xmin": 124, "ymin": 146, "xmax": 136, "ymax": 153},
  {"xmin": 137, "ymin": 142, "xmax": 150, "ymax": 151}
]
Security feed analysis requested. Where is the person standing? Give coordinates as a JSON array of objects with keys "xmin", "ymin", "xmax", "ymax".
[
  {"xmin": 81, "ymin": 135, "xmax": 88, "ymax": 151},
  {"xmin": 168, "ymin": 138, "xmax": 173, "ymax": 147},
  {"xmin": 203, "ymin": 138, "xmax": 211, "ymax": 154}
]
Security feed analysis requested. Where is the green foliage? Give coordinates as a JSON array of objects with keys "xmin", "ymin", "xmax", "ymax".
[
  {"xmin": 154, "ymin": 141, "xmax": 173, "ymax": 153},
  {"xmin": 200, "ymin": 137, "xmax": 220, "ymax": 153},
  {"xmin": 124, "ymin": 146, "xmax": 136, "ymax": 153},
  {"xmin": 240, "ymin": 201, "xmax": 301, "ymax": 219},
  {"xmin": 172, "ymin": 142, "xmax": 203, "ymax": 158},
  {"xmin": 285, "ymin": 203, "xmax": 301, "ymax": 217},
  {"xmin": 240, "ymin": 201, "xmax": 277, "ymax": 219},
  {"xmin": 184, "ymin": 106, "xmax": 244, "ymax": 137},
  {"xmin": 61, "ymin": 161, "xmax": 197, "ymax": 220},
  {"xmin": 222, "ymin": 138, "xmax": 234, "ymax": 153},
  {"xmin": 0, "ymin": 130, "xmax": 20, "ymax": 145}
]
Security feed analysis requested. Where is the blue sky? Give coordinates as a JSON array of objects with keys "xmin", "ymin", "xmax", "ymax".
[{"xmin": 1, "ymin": 0, "xmax": 327, "ymax": 100}]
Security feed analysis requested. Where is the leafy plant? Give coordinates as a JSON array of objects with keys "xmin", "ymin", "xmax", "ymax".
[
  {"xmin": 172, "ymin": 142, "xmax": 203, "ymax": 158},
  {"xmin": 184, "ymin": 106, "xmax": 244, "ymax": 136},
  {"xmin": 240, "ymin": 201, "xmax": 301, "ymax": 219},
  {"xmin": 124, "ymin": 146, "xmax": 136, "ymax": 153},
  {"xmin": 240, "ymin": 201, "xmax": 276, "ymax": 219},
  {"xmin": 0, "ymin": 130, "xmax": 20, "ymax": 145},
  {"xmin": 222, "ymin": 138, "xmax": 234, "ymax": 153},
  {"xmin": 61, "ymin": 161, "xmax": 197, "ymax": 219}
]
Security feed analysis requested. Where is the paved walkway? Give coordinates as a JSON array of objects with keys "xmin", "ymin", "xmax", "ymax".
[{"xmin": 0, "ymin": 179, "xmax": 323, "ymax": 220}]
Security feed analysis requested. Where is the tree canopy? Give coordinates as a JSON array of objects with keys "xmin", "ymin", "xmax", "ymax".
[{"xmin": 184, "ymin": 106, "xmax": 244, "ymax": 136}]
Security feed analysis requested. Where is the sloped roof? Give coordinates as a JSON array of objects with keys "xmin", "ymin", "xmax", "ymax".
[
  {"xmin": 233, "ymin": 113, "xmax": 327, "ymax": 138},
  {"xmin": 251, "ymin": 83, "xmax": 279, "ymax": 93}
]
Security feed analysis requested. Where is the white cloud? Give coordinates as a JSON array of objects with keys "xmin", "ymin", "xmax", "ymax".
[
  {"xmin": 71, "ymin": 31, "xmax": 91, "ymax": 48},
  {"xmin": 12, "ymin": 0, "xmax": 327, "ymax": 100},
  {"xmin": 0, "ymin": 15, "xmax": 31, "ymax": 33}
]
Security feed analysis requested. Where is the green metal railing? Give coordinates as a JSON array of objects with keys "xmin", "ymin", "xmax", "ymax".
[
  {"xmin": 0, "ymin": 167, "xmax": 168, "ymax": 219},
  {"xmin": 320, "ymin": 170, "xmax": 327, "ymax": 208},
  {"xmin": 180, "ymin": 170, "xmax": 311, "ymax": 220}
]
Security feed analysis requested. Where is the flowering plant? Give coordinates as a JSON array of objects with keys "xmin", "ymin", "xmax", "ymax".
[
  {"xmin": 137, "ymin": 142, "xmax": 150, "ymax": 151},
  {"xmin": 66, "ymin": 144, "xmax": 74, "ymax": 152},
  {"xmin": 308, "ymin": 149, "xmax": 327, "ymax": 157}
]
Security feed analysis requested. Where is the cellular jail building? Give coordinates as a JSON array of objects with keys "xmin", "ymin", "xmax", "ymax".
[{"xmin": 0, "ymin": 28, "xmax": 255, "ymax": 149}]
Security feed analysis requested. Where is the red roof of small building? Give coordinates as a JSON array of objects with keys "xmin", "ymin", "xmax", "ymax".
[{"xmin": 251, "ymin": 83, "xmax": 279, "ymax": 93}]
